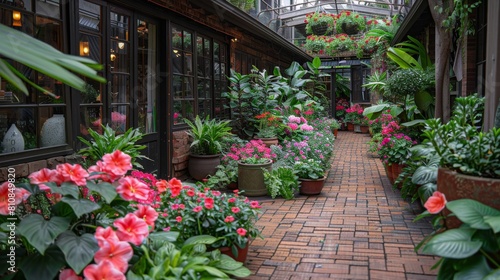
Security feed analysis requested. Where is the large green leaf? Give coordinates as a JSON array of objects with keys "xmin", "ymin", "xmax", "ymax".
[
  {"xmin": 437, "ymin": 258, "xmax": 457, "ymax": 280},
  {"xmin": 412, "ymin": 166, "xmax": 437, "ymax": 185},
  {"xmin": 0, "ymin": 24, "xmax": 105, "ymax": 96},
  {"xmin": 484, "ymin": 216, "xmax": 500, "ymax": 233},
  {"xmin": 453, "ymin": 254, "xmax": 492, "ymax": 280},
  {"xmin": 401, "ymin": 119, "xmax": 427, "ymax": 127},
  {"xmin": 484, "ymin": 269, "xmax": 500, "ymax": 280},
  {"xmin": 18, "ymin": 215, "xmax": 69, "ymax": 255},
  {"xmin": 184, "ymin": 235, "xmax": 218, "ymax": 246},
  {"xmin": 387, "ymin": 47, "xmax": 423, "ymax": 70},
  {"xmin": 423, "ymin": 228, "xmax": 482, "ymax": 258},
  {"xmin": 418, "ymin": 182, "xmax": 436, "ymax": 204},
  {"xmin": 56, "ymin": 231, "xmax": 99, "ymax": 274},
  {"xmin": 362, "ymin": 104, "xmax": 390, "ymax": 119},
  {"xmin": 415, "ymin": 90, "xmax": 434, "ymax": 112},
  {"xmin": 226, "ymin": 266, "xmax": 252, "ymax": 278},
  {"xmin": 19, "ymin": 246, "xmax": 66, "ymax": 280},
  {"xmin": 47, "ymin": 182, "xmax": 80, "ymax": 199},
  {"xmin": 86, "ymin": 181, "xmax": 117, "ymax": 204},
  {"xmin": 149, "ymin": 231, "xmax": 180, "ymax": 243},
  {"xmin": 447, "ymin": 200, "xmax": 500, "ymax": 230},
  {"xmin": 61, "ymin": 197, "xmax": 101, "ymax": 218}
]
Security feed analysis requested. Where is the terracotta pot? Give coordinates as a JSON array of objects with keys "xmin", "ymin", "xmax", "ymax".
[
  {"xmin": 384, "ymin": 163, "xmax": 395, "ymax": 184},
  {"xmin": 437, "ymin": 168, "xmax": 500, "ymax": 228},
  {"xmin": 218, "ymin": 242, "xmax": 249, "ymax": 263},
  {"xmin": 333, "ymin": 128, "xmax": 338, "ymax": 138},
  {"xmin": 347, "ymin": 122, "xmax": 354, "ymax": 131},
  {"xmin": 237, "ymin": 160, "xmax": 272, "ymax": 196},
  {"xmin": 360, "ymin": 125, "xmax": 370, "ymax": 134},
  {"xmin": 227, "ymin": 182, "xmax": 238, "ymax": 190},
  {"xmin": 299, "ymin": 177, "xmax": 326, "ymax": 195},
  {"xmin": 391, "ymin": 163, "xmax": 406, "ymax": 189},
  {"xmin": 254, "ymin": 137, "xmax": 278, "ymax": 148},
  {"xmin": 188, "ymin": 154, "xmax": 221, "ymax": 181}
]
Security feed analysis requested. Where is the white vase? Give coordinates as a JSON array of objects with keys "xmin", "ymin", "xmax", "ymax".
[
  {"xmin": 41, "ymin": 114, "xmax": 66, "ymax": 147},
  {"xmin": 2, "ymin": 124, "xmax": 25, "ymax": 153}
]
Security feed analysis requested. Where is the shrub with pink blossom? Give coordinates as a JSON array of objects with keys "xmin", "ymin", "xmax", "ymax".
[
  {"xmin": 377, "ymin": 133, "xmax": 417, "ymax": 164},
  {"xmin": 223, "ymin": 139, "xmax": 277, "ymax": 164},
  {"xmin": 344, "ymin": 104, "xmax": 365, "ymax": 125}
]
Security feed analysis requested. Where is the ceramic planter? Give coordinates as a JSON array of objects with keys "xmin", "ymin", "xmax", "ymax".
[
  {"xmin": 218, "ymin": 242, "xmax": 249, "ymax": 263},
  {"xmin": 188, "ymin": 154, "xmax": 221, "ymax": 181},
  {"xmin": 237, "ymin": 159, "xmax": 272, "ymax": 196},
  {"xmin": 437, "ymin": 167, "xmax": 500, "ymax": 228},
  {"xmin": 299, "ymin": 177, "xmax": 326, "ymax": 195}
]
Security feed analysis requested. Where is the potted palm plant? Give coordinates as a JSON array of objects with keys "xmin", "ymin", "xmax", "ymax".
[{"xmin": 185, "ymin": 115, "xmax": 233, "ymax": 181}]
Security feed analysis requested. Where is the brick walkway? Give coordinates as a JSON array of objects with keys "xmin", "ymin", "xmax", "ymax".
[{"xmin": 244, "ymin": 131, "xmax": 438, "ymax": 280}]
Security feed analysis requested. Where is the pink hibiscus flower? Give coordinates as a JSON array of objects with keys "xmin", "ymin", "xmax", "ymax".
[
  {"xmin": 113, "ymin": 213, "xmax": 149, "ymax": 245},
  {"xmin": 83, "ymin": 260, "xmax": 125, "ymax": 280}
]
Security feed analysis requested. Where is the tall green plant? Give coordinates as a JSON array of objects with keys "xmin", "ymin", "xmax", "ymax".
[
  {"xmin": 184, "ymin": 115, "xmax": 232, "ymax": 155},
  {"xmin": 78, "ymin": 125, "xmax": 147, "ymax": 168},
  {"xmin": 222, "ymin": 70, "xmax": 255, "ymax": 138}
]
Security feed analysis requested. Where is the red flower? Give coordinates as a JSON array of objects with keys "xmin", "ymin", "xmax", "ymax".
[
  {"xmin": 204, "ymin": 197, "xmax": 214, "ymax": 209},
  {"xmin": 134, "ymin": 204, "xmax": 158, "ymax": 229},
  {"xmin": 56, "ymin": 163, "xmax": 89, "ymax": 186},
  {"xmin": 116, "ymin": 176, "xmax": 150, "ymax": 202},
  {"xmin": 0, "ymin": 182, "xmax": 30, "ymax": 215},
  {"xmin": 101, "ymin": 150, "xmax": 132, "ymax": 177},
  {"xmin": 83, "ymin": 260, "xmax": 125, "ymax": 280},
  {"xmin": 94, "ymin": 239, "xmax": 133, "ymax": 273},
  {"xmin": 176, "ymin": 216, "xmax": 183, "ymax": 222},
  {"xmin": 193, "ymin": 206, "xmax": 203, "ymax": 213},
  {"xmin": 28, "ymin": 168, "xmax": 59, "ymax": 190},
  {"xmin": 155, "ymin": 179, "xmax": 168, "ymax": 193},
  {"xmin": 225, "ymin": 216, "xmax": 235, "ymax": 223},
  {"xmin": 236, "ymin": 228, "xmax": 247, "ymax": 236},
  {"xmin": 95, "ymin": 226, "xmax": 120, "ymax": 247},
  {"xmin": 114, "ymin": 213, "xmax": 149, "ymax": 245},
  {"xmin": 424, "ymin": 191, "xmax": 447, "ymax": 214},
  {"xmin": 250, "ymin": 201, "xmax": 261, "ymax": 209},
  {"xmin": 231, "ymin": 207, "xmax": 240, "ymax": 214},
  {"xmin": 168, "ymin": 178, "xmax": 183, "ymax": 197}
]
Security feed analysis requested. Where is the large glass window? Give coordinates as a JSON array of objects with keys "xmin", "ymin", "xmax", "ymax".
[
  {"xmin": 171, "ymin": 25, "xmax": 229, "ymax": 125},
  {"xmin": 0, "ymin": 1, "xmax": 64, "ymax": 155},
  {"xmin": 137, "ymin": 19, "xmax": 157, "ymax": 133}
]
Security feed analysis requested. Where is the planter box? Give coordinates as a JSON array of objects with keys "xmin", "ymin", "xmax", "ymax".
[{"xmin": 437, "ymin": 167, "xmax": 500, "ymax": 228}]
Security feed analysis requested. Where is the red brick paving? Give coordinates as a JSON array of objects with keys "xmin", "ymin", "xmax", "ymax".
[{"xmin": 243, "ymin": 131, "xmax": 438, "ymax": 279}]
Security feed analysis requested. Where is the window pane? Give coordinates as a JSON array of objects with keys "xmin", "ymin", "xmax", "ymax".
[
  {"xmin": 36, "ymin": 0, "xmax": 60, "ymax": 19},
  {"xmin": 110, "ymin": 12, "xmax": 129, "ymax": 40},
  {"xmin": 183, "ymin": 30, "xmax": 192, "ymax": 51},
  {"xmin": 79, "ymin": 0, "xmax": 101, "ymax": 32},
  {"xmin": 172, "ymin": 49, "xmax": 182, "ymax": 74},
  {"xmin": 172, "ymin": 75, "xmax": 182, "ymax": 98},
  {"xmin": 110, "ymin": 106, "xmax": 128, "ymax": 134},
  {"xmin": 137, "ymin": 20, "xmax": 157, "ymax": 134},
  {"xmin": 184, "ymin": 53, "xmax": 193, "ymax": 75},
  {"xmin": 80, "ymin": 105, "xmax": 102, "ymax": 136},
  {"xmin": 110, "ymin": 39, "xmax": 129, "ymax": 72},
  {"xmin": 173, "ymin": 100, "xmax": 194, "ymax": 124},
  {"xmin": 172, "ymin": 27, "xmax": 182, "ymax": 49},
  {"xmin": 110, "ymin": 74, "xmax": 130, "ymax": 103}
]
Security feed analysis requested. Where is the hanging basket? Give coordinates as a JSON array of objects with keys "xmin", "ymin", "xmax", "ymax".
[
  {"xmin": 340, "ymin": 22, "xmax": 361, "ymax": 35},
  {"xmin": 310, "ymin": 23, "xmax": 334, "ymax": 36}
]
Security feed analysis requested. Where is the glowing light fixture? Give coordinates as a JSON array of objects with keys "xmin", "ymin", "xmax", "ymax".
[
  {"xmin": 12, "ymin": 11, "xmax": 22, "ymax": 27},
  {"xmin": 79, "ymin": 41, "xmax": 90, "ymax": 56}
]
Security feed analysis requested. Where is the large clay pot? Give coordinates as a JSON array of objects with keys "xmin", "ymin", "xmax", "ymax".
[
  {"xmin": 218, "ymin": 242, "xmax": 249, "ymax": 263},
  {"xmin": 333, "ymin": 128, "xmax": 338, "ymax": 138},
  {"xmin": 437, "ymin": 168, "xmax": 500, "ymax": 228},
  {"xmin": 299, "ymin": 177, "xmax": 326, "ymax": 195},
  {"xmin": 360, "ymin": 125, "xmax": 370, "ymax": 134},
  {"xmin": 188, "ymin": 154, "xmax": 221, "ymax": 181},
  {"xmin": 391, "ymin": 163, "xmax": 406, "ymax": 189},
  {"xmin": 347, "ymin": 122, "xmax": 354, "ymax": 131},
  {"xmin": 237, "ymin": 159, "xmax": 272, "ymax": 196}
]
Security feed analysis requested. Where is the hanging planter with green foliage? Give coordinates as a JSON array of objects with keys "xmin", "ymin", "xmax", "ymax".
[{"xmin": 305, "ymin": 12, "xmax": 336, "ymax": 36}]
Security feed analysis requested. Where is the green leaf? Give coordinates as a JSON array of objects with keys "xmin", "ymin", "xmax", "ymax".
[
  {"xmin": 415, "ymin": 90, "xmax": 433, "ymax": 112},
  {"xmin": 51, "ymin": 202, "xmax": 77, "ymax": 220},
  {"xmin": 18, "ymin": 215, "xmax": 69, "ymax": 255},
  {"xmin": 454, "ymin": 254, "xmax": 492, "ymax": 280},
  {"xmin": 86, "ymin": 181, "xmax": 117, "ymax": 204},
  {"xmin": 484, "ymin": 216, "xmax": 500, "ymax": 233},
  {"xmin": 412, "ymin": 166, "xmax": 437, "ymax": 185},
  {"xmin": 19, "ymin": 245, "xmax": 66, "ymax": 280},
  {"xmin": 423, "ymin": 228, "xmax": 482, "ymax": 258},
  {"xmin": 418, "ymin": 182, "xmax": 437, "ymax": 204},
  {"xmin": 61, "ymin": 197, "xmax": 101, "ymax": 218},
  {"xmin": 199, "ymin": 266, "xmax": 227, "ymax": 278},
  {"xmin": 401, "ymin": 119, "xmax": 427, "ymax": 127},
  {"xmin": 226, "ymin": 266, "xmax": 252, "ymax": 277},
  {"xmin": 312, "ymin": 56, "xmax": 321, "ymax": 68},
  {"xmin": 149, "ymin": 231, "xmax": 180, "ymax": 243},
  {"xmin": 184, "ymin": 235, "xmax": 218, "ymax": 246},
  {"xmin": 447, "ymin": 199, "xmax": 500, "ymax": 230},
  {"xmin": 362, "ymin": 104, "xmax": 390, "ymax": 119},
  {"xmin": 47, "ymin": 182, "xmax": 80, "ymax": 199},
  {"xmin": 387, "ymin": 47, "xmax": 423, "ymax": 70},
  {"xmin": 484, "ymin": 269, "xmax": 500, "ymax": 280},
  {"xmin": 56, "ymin": 231, "xmax": 99, "ymax": 274},
  {"xmin": 216, "ymin": 257, "xmax": 244, "ymax": 270},
  {"xmin": 437, "ymin": 258, "xmax": 457, "ymax": 280}
]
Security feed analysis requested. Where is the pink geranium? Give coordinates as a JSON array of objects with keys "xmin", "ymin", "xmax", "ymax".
[
  {"xmin": 236, "ymin": 228, "xmax": 247, "ymax": 236},
  {"xmin": 116, "ymin": 177, "xmax": 150, "ymax": 201},
  {"xmin": 94, "ymin": 239, "xmax": 133, "ymax": 273},
  {"xmin": 95, "ymin": 226, "xmax": 120, "ymax": 247},
  {"xmin": 83, "ymin": 260, "xmax": 125, "ymax": 280},
  {"xmin": 134, "ymin": 204, "xmax": 158, "ymax": 229},
  {"xmin": 101, "ymin": 150, "xmax": 132, "ymax": 177},
  {"xmin": 28, "ymin": 168, "xmax": 60, "ymax": 190},
  {"xmin": 56, "ymin": 163, "xmax": 89, "ymax": 186},
  {"xmin": 114, "ymin": 213, "xmax": 150, "ymax": 245}
]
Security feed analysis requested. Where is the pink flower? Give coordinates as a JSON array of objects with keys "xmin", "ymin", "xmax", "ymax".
[
  {"xmin": 155, "ymin": 179, "xmax": 168, "ymax": 193},
  {"xmin": 168, "ymin": 178, "xmax": 183, "ymax": 197},
  {"xmin": 56, "ymin": 163, "xmax": 89, "ymax": 186},
  {"xmin": 236, "ymin": 228, "xmax": 247, "ymax": 236},
  {"xmin": 176, "ymin": 216, "xmax": 183, "ymax": 222},
  {"xmin": 28, "ymin": 168, "xmax": 59, "ymax": 190},
  {"xmin": 134, "ymin": 205, "xmax": 158, "ymax": 229},
  {"xmin": 94, "ymin": 239, "xmax": 133, "ymax": 273},
  {"xmin": 225, "ymin": 216, "xmax": 235, "ymax": 223},
  {"xmin": 228, "ymin": 198, "xmax": 236, "ymax": 203},
  {"xmin": 231, "ymin": 207, "xmax": 240, "ymax": 214},
  {"xmin": 250, "ymin": 201, "xmax": 261, "ymax": 208},
  {"xmin": 288, "ymin": 123, "xmax": 299, "ymax": 131},
  {"xmin": 424, "ymin": 191, "xmax": 447, "ymax": 214},
  {"xmin": 116, "ymin": 177, "xmax": 150, "ymax": 201},
  {"xmin": 114, "ymin": 213, "xmax": 149, "ymax": 245},
  {"xmin": 101, "ymin": 150, "xmax": 132, "ymax": 177},
  {"xmin": 187, "ymin": 189, "xmax": 195, "ymax": 197},
  {"xmin": 95, "ymin": 226, "xmax": 120, "ymax": 247},
  {"xmin": 193, "ymin": 206, "xmax": 203, "ymax": 213},
  {"xmin": 59, "ymin": 269, "xmax": 82, "ymax": 280},
  {"xmin": 204, "ymin": 197, "xmax": 214, "ymax": 209},
  {"xmin": 300, "ymin": 124, "xmax": 313, "ymax": 131},
  {"xmin": 0, "ymin": 182, "xmax": 30, "ymax": 215},
  {"xmin": 83, "ymin": 260, "xmax": 125, "ymax": 280}
]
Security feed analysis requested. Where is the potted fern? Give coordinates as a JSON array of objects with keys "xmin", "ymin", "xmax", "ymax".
[{"xmin": 185, "ymin": 115, "xmax": 233, "ymax": 181}]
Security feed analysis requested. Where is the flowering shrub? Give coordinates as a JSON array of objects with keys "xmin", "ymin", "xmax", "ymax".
[
  {"xmin": 356, "ymin": 36, "xmax": 378, "ymax": 58},
  {"xmin": 344, "ymin": 104, "xmax": 364, "ymax": 125},
  {"xmin": 255, "ymin": 111, "xmax": 282, "ymax": 138},
  {"xmin": 304, "ymin": 12, "xmax": 335, "ymax": 35},
  {"xmin": 369, "ymin": 112, "xmax": 394, "ymax": 134},
  {"xmin": 280, "ymin": 130, "xmax": 334, "ymax": 171},
  {"xmin": 223, "ymin": 139, "xmax": 277, "ymax": 164},
  {"xmin": 377, "ymin": 133, "xmax": 416, "ymax": 164},
  {"xmin": 366, "ymin": 18, "xmax": 393, "ymax": 32},
  {"xmin": 326, "ymin": 34, "xmax": 354, "ymax": 56},
  {"xmin": 335, "ymin": 98, "xmax": 350, "ymax": 120},
  {"xmin": 304, "ymin": 35, "xmax": 328, "ymax": 54},
  {"xmin": 335, "ymin": 11, "xmax": 366, "ymax": 35},
  {"xmin": 156, "ymin": 186, "xmax": 262, "ymax": 251}
]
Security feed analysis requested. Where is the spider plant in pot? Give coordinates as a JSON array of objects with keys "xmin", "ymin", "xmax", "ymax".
[{"xmin": 184, "ymin": 115, "xmax": 233, "ymax": 181}]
